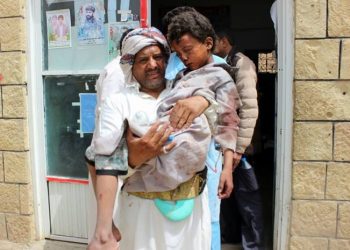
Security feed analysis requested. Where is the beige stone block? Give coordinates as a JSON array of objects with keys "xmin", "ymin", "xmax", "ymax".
[
  {"xmin": 0, "ymin": 52, "xmax": 26, "ymax": 84},
  {"xmin": 6, "ymin": 214, "xmax": 34, "ymax": 243},
  {"xmin": 329, "ymin": 0, "xmax": 350, "ymax": 36},
  {"xmin": 4, "ymin": 152, "xmax": 29, "ymax": 183},
  {"xmin": 294, "ymin": 81, "xmax": 350, "ymax": 120},
  {"xmin": 0, "ymin": 183, "xmax": 19, "ymax": 213},
  {"xmin": 0, "ymin": 153, "xmax": 3, "ymax": 182},
  {"xmin": 326, "ymin": 162, "xmax": 350, "ymax": 200},
  {"xmin": 341, "ymin": 40, "xmax": 350, "ymax": 79},
  {"xmin": 293, "ymin": 122, "xmax": 332, "ymax": 160},
  {"xmin": 0, "ymin": 88, "xmax": 2, "ymax": 116},
  {"xmin": 0, "ymin": 214, "xmax": 6, "ymax": 240},
  {"xmin": 2, "ymin": 85, "xmax": 27, "ymax": 119},
  {"xmin": 0, "ymin": 119, "xmax": 29, "ymax": 151},
  {"xmin": 292, "ymin": 162, "xmax": 326, "ymax": 199},
  {"xmin": 295, "ymin": 39, "xmax": 339, "ymax": 79},
  {"xmin": 291, "ymin": 200, "xmax": 337, "ymax": 237},
  {"xmin": 290, "ymin": 236, "xmax": 328, "ymax": 250},
  {"xmin": 295, "ymin": 0, "xmax": 327, "ymax": 38},
  {"xmin": 0, "ymin": 0, "xmax": 25, "ymax": 17},
  {"xmin": 0, "ymin": 18, "xmax": 26, "ymax": 51},
  {"xmin": 338, "ymin": 203, "xmax": 350, "ymax": 238},
  {"xmin": 20, "ymin": 184, "xmax": 33, "ymax": 215},
  {"xmin": 334, "ymin": 123, "xmax": 350, "ymax": 161},
  {"xmin": 329, "ymin": 239, "xmax": 350, "ymax": 250}
]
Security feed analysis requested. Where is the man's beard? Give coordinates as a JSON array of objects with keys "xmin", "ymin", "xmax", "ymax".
[
  {"xmin": 142, "ymin": 69, "xmax": 165, "ymax": 90},
  {"xmin": 142, "ymin": 78, "xmax": 164, "ymax": 90}
]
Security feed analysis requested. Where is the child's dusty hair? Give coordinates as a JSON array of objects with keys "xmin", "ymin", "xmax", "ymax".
[
  {"xmin": 167, "ymin": 11, "xmax": 216, "ymax": 51},
  {"xmin": 161, "ymin": 6, "xmax": 197, "ymax": 34}
]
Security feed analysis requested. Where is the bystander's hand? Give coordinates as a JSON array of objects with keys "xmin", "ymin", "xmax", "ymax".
[
  {"xmin": 169, "ymin": 96, "xmax": 210, "ymax": 130},
  {"xmin": 232, "ymin": 152, "xmax": 243, "ymax": 169},
  {"xmin": 218, "ymin": 168, "xmax": 234, "ymax": 199},
  {"xmin": 126, "ymin": 121, "xmax": 176, "ymax": 167}
]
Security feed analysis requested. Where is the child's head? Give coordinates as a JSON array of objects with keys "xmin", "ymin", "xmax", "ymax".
[
  {"xmin": 161, "ymin": 6, "xmax": 197, "ymax": 34},
  {"xmin": 167, "ymin": 11, "xmax": 216, "ymax": 71}
]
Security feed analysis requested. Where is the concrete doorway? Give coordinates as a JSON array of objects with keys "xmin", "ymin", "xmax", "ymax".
[{"xmin": 151, "ymin": 1, "xmax": 277, "ymax": 249}]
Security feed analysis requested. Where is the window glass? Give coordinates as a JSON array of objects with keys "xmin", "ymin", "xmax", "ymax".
[
  {"xmin": 44, "ymin": 76, "xmax": 97, "ymax": 178},
  {"xmin": 42, "ymin": 0, "xmax": 141, "ymax": 179}
]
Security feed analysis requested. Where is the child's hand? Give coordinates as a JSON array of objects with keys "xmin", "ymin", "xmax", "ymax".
[
  {"xmin": 218, "ymin": 168, "xmax": 234, "ymax": 199},
  {"xmin": 169, "ymin": 96, "xmax": 210, "ymax": 130}
]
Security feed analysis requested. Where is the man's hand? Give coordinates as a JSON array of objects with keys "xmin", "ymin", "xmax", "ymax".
[
  {"xmin": 232, "ymin": 152, "xmax": 243, "ymax": 169},
  {"xmin": 126, "ymin": 121, "xmax": 176, "ymax": 167},
  {"xmin": 218, "ymin": 168, "xmax": 234, "ymax": 199},
  {"xmin": 169, "ymin": 96, "xmax": 210, "ymax": 130}
]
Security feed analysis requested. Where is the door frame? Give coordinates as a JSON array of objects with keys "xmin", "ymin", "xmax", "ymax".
[
  {"xmin": 273, "ymin": 0, "xmax": 294, "ymax": 249},
  {"xmin": 27, "ymin": 0, "xmax": 294, "ymax": 248},
  {"xmin": 27, "ymin": 0, "xmax": 51, "ymax": 239}
]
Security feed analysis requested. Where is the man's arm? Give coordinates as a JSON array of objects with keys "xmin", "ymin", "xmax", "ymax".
[{"xmin": 127, "ymin": 121, "xmax": 176, "ymax": 167}]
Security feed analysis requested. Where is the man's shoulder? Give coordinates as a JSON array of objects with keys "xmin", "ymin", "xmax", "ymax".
[
  {"xmin": 235, "ymin": 52, "xmax": 255, "ymax": 66},
  {"xmin": 103, "ymin": 57, "xmax": 124, "ymax": 83}
]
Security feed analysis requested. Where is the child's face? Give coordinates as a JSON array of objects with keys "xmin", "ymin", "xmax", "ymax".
[{"xmin": 171, "ymin": 33, "xmax": 213, "ymax": 70}]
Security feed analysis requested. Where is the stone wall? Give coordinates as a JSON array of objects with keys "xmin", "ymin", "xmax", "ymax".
[
  {"xmin": 0, "ymin": 0, "xmax": 35, "ymax": 243},
  {"xmin": 291, "ymin": 0, "xmax": 350, "ymax": 249}
]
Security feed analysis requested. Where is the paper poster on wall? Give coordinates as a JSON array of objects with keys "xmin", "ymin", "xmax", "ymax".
[
  {"xmin": 108, "ymin": 21, "xmax": 139, "ymax": 61},
  {"xmin": 46, "ymin": 9, "xmax": 72, "ymax": 49},
  {"xmin": 75, "ymin": 0, "xmax": 106, "ymax": 45},
  {"xmin": 79, "ymin": 93, "xmax": 97, "ymax": 134}
]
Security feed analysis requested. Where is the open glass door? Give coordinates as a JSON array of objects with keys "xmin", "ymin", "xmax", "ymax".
[{"xmin": 39, "ymin": 0, "xmax": 141, "ymax": 242}]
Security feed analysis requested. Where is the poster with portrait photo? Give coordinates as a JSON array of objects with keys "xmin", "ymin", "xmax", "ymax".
[
  {"xmin": 108, "ymin": 21, "xmax": 139, "ymax": 61},
  {"xmin": 75, "ymin": 0, "xmax": 106, "ymax": 45},
  {"xmin": 46, "ymin": 9, "xmax": 72, "ymax": 49}
]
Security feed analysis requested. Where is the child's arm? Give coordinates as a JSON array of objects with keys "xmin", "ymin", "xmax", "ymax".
[
  {"xmin": 212, "ymin": 70, "xmax": 241, "ymax": 152},
  {"xmin": 203, "ymin": 67, "xmax": 241, "ymax": 199},
  {"xmin": 169, "ymin": 95, "xmax": 210, "ymax": 130},
  {"xmin": 218, "ymin": 149, "xmax": 234, "ymax": 199}
]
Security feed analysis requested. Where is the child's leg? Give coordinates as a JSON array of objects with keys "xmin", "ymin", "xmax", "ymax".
[
  {"xmin": 88, "ymin": 174, "xmax": 119, "ymax": 250},
  {"xmin": 88, "ymin": 163, "xmax": 97, "ymax": 196},
  {"xmin": 87, "ymin": 162, "xmax": 121, "ymax": 243}
]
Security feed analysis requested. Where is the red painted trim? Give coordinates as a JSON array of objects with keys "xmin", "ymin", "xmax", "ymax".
[
  {"xmin": 140, "ymin": 0, "xmax": 148, "ymax": 27},
  {"xmin": 47, "ymin": 176, "xmax": 89, "ymax": 185}
]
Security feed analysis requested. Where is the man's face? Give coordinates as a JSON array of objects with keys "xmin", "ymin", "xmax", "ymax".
[
  {"xmin": 213, "ymin": 38, "xmax": 226, "ymax": 58},
  {"xmin": 132, "ymin": 45, "xmax": 166, "ymax": 95},
  {"xmin": 86, "ymin": 10, "xmax": 94, "ymax": 20},
  {"xmin": 171, "ymin": 33, "xmax": 213, "ymax": 71}
]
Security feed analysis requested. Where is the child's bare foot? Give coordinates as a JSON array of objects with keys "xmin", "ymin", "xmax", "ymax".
[
  {"xmin": 112, "ymin": 223, "xmax": 121, "ymax": 242},
  {"xmin": 87, "ymin": 232, "xmax": 119, "ymax": 250}
]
